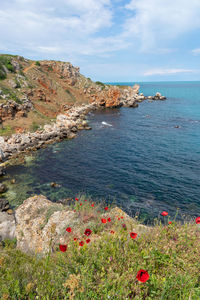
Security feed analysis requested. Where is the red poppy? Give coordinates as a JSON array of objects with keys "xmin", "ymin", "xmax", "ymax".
[
  {"xmin": 66, "ymin": 227, "xmax": 72, "ymax": 233},
  {"xmin": 168, "ymin": 221, "xmax": 172, "ymax": 225},
  {"xmin": 122, "ymin": 223, "xmax": 126, "ymax": 228},
  {"xmin": 121, "ymin": 216, "xmax": 124, "ymax": 219},
  {"xmin": 59, "ymin": 244, "xmax": 67, "ymax": 252},
  {"xmin": 80, "ymin": 203, "xmax": 82, "ymax": 206},
  {"xmin": 130, "ymin": 232, "xmax": 137, "ymax": 239},
  {"xmin": 91, "ymin": 204, "xmax": 94, "ymax": 207},
  {"xmin": 110, "ymin": 230, "xmax": 115, "ymax": 234},
  {"xmin": 84, "ymin": 228, "xmax": 92, "ymax": 236},
  {"xmin": 136, "ymin": 269, "xmax": 150, "ymax": 282},
  {"xmin": 79, "ymin": 241, "xmax": 84, "ymax": 246},
  {"xmin": 74, "ymin": 210, "xmax": 76, "ymax": 212},
  {"xmin": 75, "ymin": 198, "xmax": 79, "ymax": 201},
  {"xmin": 118, "ymin": 217, "xmax": 120, "ymax": 220},
  {"xmin": 196, "ymin": 217, "xmax": 200, "ymax": 224},
  {"xmin": 74, "ymin": 238, "xmax": 78, "ymax": 241},
  {"xmin": 86, "ymin": 239, "xmax": 91, "ymax": 244},
  {"xmin": 101, "ymin": 218, "xmax": 107, "ymax": 224},
  {"xmin": 107, "ymin": 217, "xmax": 111, "ymax": 222},
  {"xmin": 104, "ymin": 207, "xmax": 108, "ymax": 211},
  {"xmin": 161, "ymin": 211, "xmax": 168, "ymax": 216},
  {"xmin": 84, "ymin": 199, "xmax": 87, "ymax": 201}
]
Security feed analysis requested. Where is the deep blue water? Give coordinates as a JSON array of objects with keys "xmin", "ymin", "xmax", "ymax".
[{"xmin": 3, "ymin": 81, "xmax": 200, "ymax": 221}]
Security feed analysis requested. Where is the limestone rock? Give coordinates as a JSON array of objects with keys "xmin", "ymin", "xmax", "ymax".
[
  {"xmin": 15, "ymin": 195, "xmax": 78, "ymax": 254},
  {"xmin": 0, "ymin": 211, "xmax": 16, "ymax": 240},
  {"xmin": 0, "ymin": 183, "xmax": 7, "ymax": 193}
]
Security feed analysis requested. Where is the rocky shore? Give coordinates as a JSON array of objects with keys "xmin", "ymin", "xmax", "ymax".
[{"xmin": 0, "ymin": 88, "xmax": 166, "ymax": 166}]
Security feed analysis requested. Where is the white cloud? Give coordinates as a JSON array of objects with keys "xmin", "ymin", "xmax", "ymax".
[
  {"xmin": 144, "ymin": 68, "xmax": 195, "ymax": 76},
  {"xmin": 124, "ymin": 0, "xmax": 200, "ymax": 50},
  {"xmin": 191, "ymin": 48, "xmax": 200, "ymax": 55}
]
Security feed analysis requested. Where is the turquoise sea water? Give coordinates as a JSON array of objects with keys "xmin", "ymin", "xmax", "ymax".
[{"xmin": 2, "ymin": 81, "xmax": 200, "ymax": 221}]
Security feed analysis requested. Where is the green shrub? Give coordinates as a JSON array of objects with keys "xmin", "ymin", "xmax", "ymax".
[
  {"xmin": 0, "ymin": 55, "xmax": 15, "ymax": 73},
  {"xmin": 35, "ymin": 61, "xmax": 41, "ymax": 66}
]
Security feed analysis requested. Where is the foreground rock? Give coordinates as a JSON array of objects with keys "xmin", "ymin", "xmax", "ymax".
[
  {"xmin": 0, "ymin": 211, "xmax": 15, "ymax": 240},
  {"xmin": 0, "ymin": 198, "xmax": 10, "ymax": 212}
]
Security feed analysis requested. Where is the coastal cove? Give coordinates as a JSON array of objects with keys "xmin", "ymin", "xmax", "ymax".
[{"xmin": 2, "ymin": 81, "xmax": 200, "ymax": 221}]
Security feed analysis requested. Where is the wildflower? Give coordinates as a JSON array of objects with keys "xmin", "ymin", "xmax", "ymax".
[
  {"xmin": 118, "ymin": 217, "xmax": 120, "ymax": 220},
  {"xmin": 84, "ymin": 199, "xmax": 87, "ymax": 201},
  {"xmin": 66, "ymin": 227, "xmax": 72, "ymax": 233},
  {"xmin": 104, "ymin": 206, "xmax": 108, "ymax": 211},
  {"xmin": 80, "ymin": 203, "xmax": 82, "ymax": 206},
  {"xmin": 84, "ymin": 228, "xmax": 92, "ymax": 236},
  {"xmin": 161, "ymin": 211, "xmax": 168, "ymax": 216},
  {"xmin": 107, "ymin": 217, "xmax": 111, "ymax": 222},
  {"xmin": 74, "ymin": 210, "xmax": 76, "ymax": 212},
  {"xmin": 74, "ymin": 238, "xmax": 78, "ymax": 241},
  {"xmin": 86, "ymin": 239, "xmax": 91, "ymax": 244},
  {"xmin": 110, "ymin": 230, "xmax": 115, "ymax": 234},
  {"xmin": 122, "ymin": 223, "xmax": 127, "ymax": 229},
  {"xmin": 79, "ymin": 241, "xmax": 84, "ymax": 246},
  {"xmin": 121, "ymin": 216, "xmax": 124, "ymax": 219},
  {"xmin": 196, "ymin": 217, "xmax": 200, "ymax": 224},
  {"xmin": 101, "ymin": 218, "xmax": 107, "ymax": 224},
  {"xmin": 59, "ymin": 244, "xmax": 67, "ymax": 252},
  {"xmin": 136, "ymin": 269, "xmax": 150, "ymax": 282},
  {"xmin": 168, "ymin": 221, "xmax": 172, "ymax": 225},
  {"xmin": 130, "ymin": 232, "xmax": 137, "ymax": 239},
  {"xmin": 91, "ymin": 203, "xmax": 94, "ymax": 207},
  {"xmin": 75, "ymin": 198, "xmax": 79, "ymax": 201}
]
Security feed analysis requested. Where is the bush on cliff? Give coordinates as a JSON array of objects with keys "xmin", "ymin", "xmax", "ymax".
[{"xmin": 0, "ymin": 197, "xmax": 200, "ymax": 299}]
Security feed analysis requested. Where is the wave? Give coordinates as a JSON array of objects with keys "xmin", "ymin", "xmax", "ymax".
[{"xmin": 102, "ymin": 121, "xmax": 113, "ymax": 127}]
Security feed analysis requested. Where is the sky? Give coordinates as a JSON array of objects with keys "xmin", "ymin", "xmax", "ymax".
[{"xmin": 0, "ymin": 0, "xmax": 200, "ymax": 82}]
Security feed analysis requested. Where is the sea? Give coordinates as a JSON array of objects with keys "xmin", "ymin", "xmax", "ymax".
[{"xmin": 2, "ymin": 81, "xmax": 200, "ymax": 222}]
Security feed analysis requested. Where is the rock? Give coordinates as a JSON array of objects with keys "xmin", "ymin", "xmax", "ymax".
[
  {"xmin": 0, "ymin": 166, "xmax": 6, "ymax": 176},
  {"xmin": 15, "ymin": 195, "xmax": 78, "ymax": 253},
  {"xmin": 11, "ymin": 179, "xmax": 16, "ymax": 184},
  {"xmin": 50, "ymin": 182, "xmax": 60, "ymax": 188},
  {"xmin": 0, "ymin": 198, "xmax": 10, "ymax": 212},
  {"xmin": 0, "ymin": 211, "xmax": 16, "ymax": 240},
  {"xmin": 0, "ymin": 183, "xmax": 7, "ymax": 193}
]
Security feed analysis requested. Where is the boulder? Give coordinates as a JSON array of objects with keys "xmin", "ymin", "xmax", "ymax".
[
  {"xmin": 0, "ymin": 211, "xmax": 16, "ymax": 240},
  {"xmin": 0, "ymin": 198, "xmax": 10, "ymax": 212},
  {"xmin": 15, "ymin": 195, "xmax": 79, "ymax": 254},
  {"xmin": 0, "ymin": 183, "xmax": 7, "ymax": 193}
]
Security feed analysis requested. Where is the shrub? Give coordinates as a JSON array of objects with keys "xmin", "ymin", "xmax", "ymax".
[{"xmin": 35, "ymin": 61, "xmax": 41, "ymax": 66}]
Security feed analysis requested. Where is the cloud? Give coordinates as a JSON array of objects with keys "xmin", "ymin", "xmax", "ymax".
[
  {"xmin": 124, "ymin": 0, "xmax": 200, "ymax": 50},
  {"xmin": 144, "ymin": 68, "xmax": 195, "ymax": 76},
  {"xmin": 191, "ymin": 48, "xmax": 200, "ymax": 55}
]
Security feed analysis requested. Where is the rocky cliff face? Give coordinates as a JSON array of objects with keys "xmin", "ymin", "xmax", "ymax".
[{"xmin": 0, "ymin": 54, "xmax": 144, "ymax": 132}]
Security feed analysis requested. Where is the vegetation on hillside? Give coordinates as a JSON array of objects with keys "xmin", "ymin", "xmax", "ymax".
[{"xmin": 0, "ymin": 197, "xmax": 199, "ymax": 299}]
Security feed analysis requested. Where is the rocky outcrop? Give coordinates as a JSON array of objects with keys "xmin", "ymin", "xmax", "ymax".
[
  {"xmin": 15, "ymin": 195, "xmax": 78, "ymax": 253},
  {"xmin": 0, "ymin": 100, "xmax": 32, "ymax": 121}
]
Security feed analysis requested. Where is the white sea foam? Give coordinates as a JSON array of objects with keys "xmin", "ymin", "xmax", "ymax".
[{"xmin": 102, "ymin": 121, "xmax": 113, "ymax": 127}]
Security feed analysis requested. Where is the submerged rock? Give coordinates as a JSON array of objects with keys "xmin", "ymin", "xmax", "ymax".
[
  {"xmin": 0, "ymin": 183, "xmax": 8, "ymax": 193},
  {"xmin": 0, "ymin": 198, "xmax": 10, "ymax": 212}
]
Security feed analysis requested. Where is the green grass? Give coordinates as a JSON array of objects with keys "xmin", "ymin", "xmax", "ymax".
[
  {"xmin": 0, "ymin": 87, "xmax": 22, "ymax": 104},
  {"xmin": 0, "ymin": 125, "xmax": 15, "ymax": 136},
  {"xmin": 0, "ymin": 198, "xmax": 200, "ymax": 299}
]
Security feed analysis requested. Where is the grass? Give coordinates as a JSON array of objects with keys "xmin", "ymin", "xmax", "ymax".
[
  {"xmin": 0, "ymin": 125, "xmax": 15, "ymax": 136},
  {"xmin": 0, "ymin": 197, "xmax": 200, "ymax": 299}
]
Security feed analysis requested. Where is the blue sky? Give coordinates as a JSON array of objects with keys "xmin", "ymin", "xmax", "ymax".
[{"xmin": 0, "ymin": 0, "xmax": 200, "ymax": 82}]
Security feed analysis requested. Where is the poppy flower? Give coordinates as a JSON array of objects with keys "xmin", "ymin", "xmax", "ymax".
[
  {"xmin": 86, "ymin": 239, "xmax": 91, "ymax": 244},
  {"xmin": 74, "ymin": 210, "xmax": 76, "ymax": 212},
  {"xmin": 110, "ymin": 230, "xmax": 115, "ymax": 234},
  {"xmin": 66, "ymin": 227, "xmax": 72, "ymax": 233},
  {"xmin": 91, "ymin": 204, "xmax": 94, "ymax": 207},
  {"xmin": 196, "ymin": 217, "xmax": 200, "ymax": 224},
  {"xmin": 122, "ymin": 223, "xmax": 127, "ymax": 229},
  {"xmin": 107, "ymin": 218, "xmax": 111, "ymax": 222},
  {"xmin": 79, "ymin": 241, "xmax": 84, "ymax": 246},
  {"xmin": 75, "ymin": 198, "xmax": 79, "ymax": 201},
  {"xmin": 104, "ymin": 207, "xmax": 108, "ymax": 211},
  {"xmin": 84, "ymin": 199, "xmax": 87, "ymax": 201},
  {"xmin": 118, "ymin": 217, "xmax": 120, "ymax": 221},
  {"xmin": 59, "ymin": 244, "xmax": 67, "ymax": 252},
  {"xmin": 121, "ymin": 216, "xmax": 124, "ymax": 219},
  {"xmin": 80, "ymin": 203, "xmax": 82, "ymax": 206},
  {"xmin": 136, "ymin": 269, "xmax": 150, "ymax": 282},
  {"xmin": 84, "ymin": 228, "xmax": 92, "ymax": 236},
  {"xmin": 168, "ymin": 221, "xmax": 172, "ymax": 225},
  {"xmin": 161, "ymin": 211, "xmax": 168, "ymax": 216},
  {"xmin": 101, "ymin": 218, "xmax": 107, "ymax": 224},
  {"xmin": 74, "ymin": 238, "xmax": 78, "ymax": 241},
  {"xmin": 130, "ymin": 232, "xmax": 137, "ymax": 239}
]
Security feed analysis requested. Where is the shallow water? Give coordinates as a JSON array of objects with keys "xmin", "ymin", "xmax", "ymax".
[{"xmin": 2, "ymin": 81, "xmax": 200, "ymax": 221}]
